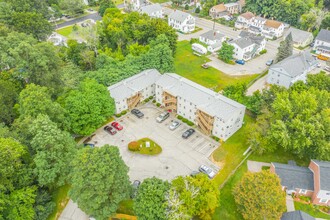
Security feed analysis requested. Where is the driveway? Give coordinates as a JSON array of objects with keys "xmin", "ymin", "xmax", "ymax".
[
  {"xmin": 247, "ymin": 160, "xmax": 271, "ymax": 173},
  {"xmin": 88, "ymin": 104, "xmax": 220, "ymax": 181}
]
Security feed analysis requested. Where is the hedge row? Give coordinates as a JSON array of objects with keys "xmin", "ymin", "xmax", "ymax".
[
  {"xmin": 115, "ymin": 110, "xmax": 127, "ymax": 118},
  {"xmin": 177, "ymin": 115, "xmax": 194, "ymax": 126}
]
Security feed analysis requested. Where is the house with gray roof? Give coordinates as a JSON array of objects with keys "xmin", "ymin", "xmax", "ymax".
[
  {"xmin": 199, "ymin": 30, "xmax": 225, "ymax": 52},
  {"xmin": 124, "ymin": 0, "xmax": 148, "ymax": 11},
  {"xmin": 108, "ymin": 69, "xmax": 245, "ymax": 141},
  {"xmin": 285, "ymin": 27, "xmax": 313, "ymax": 48},
  {"xmin": 271, "ymin": 160, "xmax": 330, "ymax": 206},
  {"xmin": 139, "ymin": 3, "xmax": 163, "ymax": 18},
  {"xmin": 267, "ymin": 51, "xmax": 318, "ymax": 88},
  {"xmin": 313, "ymin": 29, "xmax": 330, "ymax": 58},
  {"xmin": 168, "ymin": 10, "xmax": 195, "ymax": 33},
  {"xmin": 281, "ymin": 211, "xmax": 315, "ymax": 220},
  {"xmin": 229, "ymin": 31, "xmax": 266, "ymax": 61}
]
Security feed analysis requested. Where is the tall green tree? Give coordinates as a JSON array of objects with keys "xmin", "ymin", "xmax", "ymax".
[
  {"xmin": 133, "ymin": 177, "xmax": 170, "ymax": 220},
  {"xmin": 98, "ymin": 0, "xmax": 116, "ymax": 16},
  {"xmin": 276, "ymin": 32, "xmax": 293, "ymax": 62},
  {"xmin": 233, "ymin": 171, "xmax": 286, "ymax": 220},
  {"xmin": 29, "ymin": 115, "xmax": 77, "ymax": 187},
  {"xmin": 59, "ymin": 0, "xmax": 85, "ymax": 16},
  {"xmin": 69, "ymin": 146, "xmax": 131, "ymax": 220},
  {"xmin": 62, "ymin": 78, "xmax": 115, "ymax": 135},
  {"xmin": 218, "ymin": 42, "xmax": 234, "ymax": 63},
  {"xmin": 0, "ymin": 79, "xmax": 19, "ymax": 125}
]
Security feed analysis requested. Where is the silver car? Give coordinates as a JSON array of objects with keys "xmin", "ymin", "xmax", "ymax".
[
  {"xmin": 169, "ymin": 121, "xmax": 181, "ymax": 130},
  {"xmin": 199, "ymin": 165, "xmax": 216, "ymax": 179},
  {"xmin": 156, "ymin": 112, "xmax": 170, "ymax": 123}
]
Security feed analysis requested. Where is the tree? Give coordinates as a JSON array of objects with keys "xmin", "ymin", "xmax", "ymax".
[
  {"xmin": 98, "ymin": 0, "xmax": 116, "ymax": 16},
  {"xmin": 167, "ymin": 174, "xmax": 220, "ymax": 220},
  {"xmin": 69, "ymin": 146, "xmax": 131, "ymax": 220},
  {"xmin": 29, "ymin": 115, "xmax": 77, "ymax": 187},
  {"xmin": 62, "ymin": 78, "xmax": 115, "ymax": 135},
  {"xmin": 59, "ymin": 0, "xmax": 85, "ymax": 16},
  {"xmin": 133, "ymin": 177, "xmax": 170, "ymax": 220},
  {"xmin": 320, "ymin": 14, "xmax": 330, "ymax": 29},
  {"xmin": 276, "ymin": 32, "xmax": 293, "ymax": 62},
  {"xmin": 233, "ymin": 171, "xmax": 286, "ymax": 220},
  {"xmin": 218, "ymin": 42, "xmax": 234, "ymax": 63},
  {"xmin": 306, "ymin": 71, "xmax": 330, "ymax": 91},
  {"xmin": 0, "ymin": 79, "xmax": 19, "ymax": 125},
  {"xmin": 300, "ymin": 8, "xmax": 327, "ymax": 31},
  {"xmin": 195, "ymin": 6, "xmax": 200, "ymax": 13}
]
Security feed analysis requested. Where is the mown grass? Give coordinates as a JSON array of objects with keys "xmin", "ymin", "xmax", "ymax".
[
  {"xmin": 56, "ymin": 26, "xmax": 73, "ymax": 37},
  {"xmin": 47, "ymin": 184, "xmax": 71, "ymax": 220},
  {"xmin": 294, "ymin": 202, "xmax": 330, "ymax": 219},
  {"xmin": 174, "ymin": 41, "xmax": 258, "ymax": 91},
  {"xmin": 133, "ymin": 138, "xmax": 162, "ymax": 155}
]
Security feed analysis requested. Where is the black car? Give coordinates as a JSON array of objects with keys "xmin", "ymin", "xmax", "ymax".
[
  {"xmin": 182, "ymin": 128, "xmax": 195, "ymax": 139},
  {"xmin": 131, "ymin": 109, "xmax": 144, "ymax": 118}
]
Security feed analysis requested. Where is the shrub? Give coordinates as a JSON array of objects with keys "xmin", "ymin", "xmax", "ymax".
[
  {"xmin": 259, "ymin": 49, "xmax": 267, "ymax": 55},
  {"xmin": 185, "ymin": 4, "xmax": 189, "ymax": 10},
  {"xmin": 177, "ymin": 115, "xmax": 183, "ymax": 120},
  {"xmin": 121, "ymin": 110, "xmax": 127, "ymax": 115},
  {"xmin": 212, "ymin": 136, "xmax": 220, "ymax": 142},
  {"xmin": 128, "ymin": 141, "xmax": 140, "ymax": 151},
  {"xmin": 187, "ymin": 121, "xmax": 194, "ymax": 126},
  {"xmin": 195, "ymin": 6, "xmax": 200, "ymax": 13},
  {"xmin": 189, "ymin": 38, "xmax": 199, "ymax": 44},
  {"xmin": 182, "ymin": 118, "xmax": 188, "ymax": 123},
  {"xmin": 156, "ymin": 103, "xmax": 161, "ymax": 107},
  {"xmin": 115, "ymin": 113, "xmax": 121, "ymax": 117},
  {"xmin": 148, "ymin": 96, "xmax": 153, "ymax": 99},
  {"xmin": 152, "ymin": 99, "xmax": 156, "ymax": 103}
]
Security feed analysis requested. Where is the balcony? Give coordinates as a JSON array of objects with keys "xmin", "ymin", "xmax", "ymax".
[
  {"xmin": 196, "ymin": 110, "xmax": 214, "ymax": 135},
  {"xmin": 127, "ymin": 93, "xmax": 141, "ymax": 109}
]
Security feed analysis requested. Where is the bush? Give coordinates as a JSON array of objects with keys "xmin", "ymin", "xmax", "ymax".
[
  {"xmin": 115, "ymin": 113, "xmax": 121, "ymax": 117},
  {"xmin": 152, "ymin": 100, "xmax": 156, "ymax": 103},
  {"xmin": 121, "ymin": 110, "xmax": 127, "ymax": 115},
  {"xmin": 182, "ymin": 118, "xmax": 188, "ymax": 123},
  {"xmin": 212, "ymin": 136, "xmax": 220, "ymax": 142},
  {"xmin": 259, "ymin": 49, "xmax": 267, "ymax": 55},
  {"xmin": 148, "ymin": 96, "xmax": 153, "ymax": 99},
  {"xmin": 177, "ymin": 115, "xmax": 183, "ymax": 120},
  {"xmin": 128, "ymin": 141, "xmax": 140, "ymax": 151},
  {"xmin": 189, "ymin": 38, "xmax": 199, "ymax": 44},
  {"xmin": 187, "ymin": 121, "xmax": 194, "ymax": 126},
  {"xmin": 185, "ymin": 4, "xmax": 189, "ymax": 10},
  {"xmin": 156, "ymin": 103, "xmax": 161, "ymax": 107},
  {"xmin": 195, "ymin": 6, "xmax": 200, "ymax": 13}
]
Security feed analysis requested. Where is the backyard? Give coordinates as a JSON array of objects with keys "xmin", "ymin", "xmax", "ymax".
[
  {"xmin": 294, "ymin": 202, "xmax": 330, "ymax": 219},
  {"xmin": 174, "ymin": 41, "xmax": 259, "ymax": 91}
]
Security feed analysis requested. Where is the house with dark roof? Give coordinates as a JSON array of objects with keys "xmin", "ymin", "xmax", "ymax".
[
  {"xmin": 267, "ymin": 51, "xmax": 318, "ymax": 88},
  {"xmin": 229, "ymin": 31, "xmax": 266, "ymax": 61},
  {"xmin": 168, "ymin": 10, "xmax": 195, "ymax": 33},
  {"xmin": 285, "ymin": 27, "xmax": 314, "ymax": 48},
  {"xmin": 313, "ymin": 29, "xmax": 330, "ymax": 58},
  {"xmin": 281, "ymin": 211, "xmax": 315, "ymax": 220},
  {"xmin": 271, "ymin": 160, "xmax": 330, "ymax": 206}
]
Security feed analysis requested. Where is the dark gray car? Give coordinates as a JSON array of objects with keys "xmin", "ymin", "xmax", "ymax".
[
  {"xmin": 131, "ymin": 109, "xmax": 144, "ymax": 118},
  {"xmin": 182, "ymin": 128, "xmax": 195, "ymax": 139}
]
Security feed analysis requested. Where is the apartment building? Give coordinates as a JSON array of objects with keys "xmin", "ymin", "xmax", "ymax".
[{"xmin": 168, "ymin": 10, "xmax": 195, "ymax": 33}]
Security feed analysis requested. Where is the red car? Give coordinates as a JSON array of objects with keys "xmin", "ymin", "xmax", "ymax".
[
  {"xmin": 111, "ymin": 122, "xmax": 123, "ymax": 131},
  {"xmin": 104, "ymin": 126, "xmax": 116, "ymax": 135}
]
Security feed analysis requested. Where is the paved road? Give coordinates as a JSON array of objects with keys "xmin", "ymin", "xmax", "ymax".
[{"xmin": 54, "ymin": 13, "xmax": 102, "ymax": 29}]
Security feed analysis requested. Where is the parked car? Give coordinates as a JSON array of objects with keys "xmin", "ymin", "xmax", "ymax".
[
  {"xmin": 84, "ymin": 143, "xmax": 95, "ymax": 148},
  {"xmin": 83, "ymin": 134, "xmax": 96, "ymax": 144},
  {"xmin": 131, "ymin": 180, "xmax": 141, "ymax": 198},
  {"xmin": 156, "ymin": 112, "xmax": 170, "ymax": 123},
  {"xmin": 324, "ymin": 66, "xmax": 330, "ymax": 72},
  {"xmin": 201, "ymin": 64, "xmax": 209, "ymax": 69},
  {"xmin": 317, "ymin": 54, "xmax": 329, "ymax": 61},
  {"xmin": 182, "ymin": 128, "xmax": 195, "ymax": 139},
  {"xmin": 235, "ymin": 59, "xmax": 245, "ymax": 65},
  {"xmin": 190, "ymin": 171, "xmax": 200, "ymax": 177},
  {"xmin": 266, "ymin": 59, "xmax": 273, "ymax": 66},
  {"xmin": 131, "ymin": 109, "xmax": 144, "ymax": 118},
  {"xmin": 111, "ymin": 121, "xmax": 123, "ymax": 130},
  {"xmin": 104, "ymin": 126, "xmax": 117, "ymax": 135},
  {"xmin": 199, "ymin": 165, "xmax": 216, "ymax": 179},
  {"xmin": 169, "ymin": 121, "xmax": 181, "ymax": 130}
]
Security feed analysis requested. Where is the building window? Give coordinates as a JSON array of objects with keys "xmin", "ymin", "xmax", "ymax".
[
  {"xmin": 300, "ymin": 189, "xmax": 307, "ymax": 194},
  {"xmin": 320, "ymin": 199, "xmax": 328, "ymax": 203}
]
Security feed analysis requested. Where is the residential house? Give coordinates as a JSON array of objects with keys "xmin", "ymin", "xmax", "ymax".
[
  {"xmin": 281, "ymin": 211, "xmax": 315, "ymax": 220},
  {"xmin": 199, "ymin": 30, "xmax": 225, "ymax": 52},
  {"xmin": 124, "ymin": 0, "xmax": 148, "ymax": 11},
  {"xmin": 209, "ymin": 0, "xmax": 244, "ymax": 19},
  {"xmin": 168, "ymin": 10, "xmax": 195, "ymax": 33},
  {"xmin": 267, "ymin": 51, "xmax": 318, "ymax": 88},
  {"xmin": 139, "ymin": 3, "xmax": 163, "ymax": 18},
  {"xmin": 108, "ymin": 69, "xmax": 246, "ymax": 141},
  {"xmin": 229, "ymin": 31, "xmax": 266, "ymax": 61},
  {"xmin": 271, "ymin": 160, "xmax": 330, "ymax": 206},
  {"xmin": 235, "ymin": 12, "xmax": 284, "ymax": 38},
  {"xmin": 313, "ymin": 29, "xmax": 330, "ymax": 58},
  {"xmin": 285, "ymin": 27, "xmax": 314, "ymax": 48}
]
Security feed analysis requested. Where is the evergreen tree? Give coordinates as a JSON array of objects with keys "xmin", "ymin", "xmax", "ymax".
[{"xmin": 276, "ymin": 33, "xmax": 293, "ymax": 62}]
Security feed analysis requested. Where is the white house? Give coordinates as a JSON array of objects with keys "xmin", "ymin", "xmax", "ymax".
[
  {"xmin": 108, "ymin": 69, "xmax": 246, "ymax": 141},
  {"xmin": 139, "ymin": 3, "xmax": 163, "ymax": 18},
  {"xmin": 229, "ymin": 31, "xmax": 266, "ymax": 61},
  {"xmin": 124, "ymin": 0, "xmax": 148, "ymax": 11},
  {"xmin": 235, "ymin": 11, "xmax": 254, "ymax": 29},
  {"xmin": 313, "ymin": 29, "xmax": 330, "ymax": 58},
  {"xmin": 168, "ymin": 10, "xmax": 195, "ymax": 33},
  {"xmin": 285, "ymin": 27, "xmax": 314, "ymax": 48},
  {"xmin": 262, "ymin": 20, "xmax": 284, "ymax": 39},
  {"xmin": 209, "ymin": 1, "xmax": 244, "ymax": 19},
  {"xmin": 199, "ymin": 30, "xmax": 225, "ymax": 46},
  {"xmin": 267, "ymin": 51, "xmax": 318, "ymax": 88}
]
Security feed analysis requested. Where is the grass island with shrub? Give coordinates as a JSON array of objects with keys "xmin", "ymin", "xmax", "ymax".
[{"xmin": 128, "ymin": 138, "xmax": 162, "ymax": 155}]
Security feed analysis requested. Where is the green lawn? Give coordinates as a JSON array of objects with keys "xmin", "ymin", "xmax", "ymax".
[
  {"xmin": 47, "ymin": 184, "xmax": 71, "ymax": 220},
  {"xmin": 174, "ymin": 41, "xmax": 258, "ymax": 91},
  {"xmin": 130, "ymin": 138, "xmax": 162, "ymax": 155},
  {"xmin": 117, "ymin": 199, "xmax": 135, "ymax": 215},
  {"xmin": 57, "ymin": 26, "xmax": 73, "ymax": 37},
  {"xmin": 294, "ymin": 202, "xmax": 330, "ymax": 219},
  {"xmin": 149, "ymin": 0, "xmax": 169, "ymax": 3}
]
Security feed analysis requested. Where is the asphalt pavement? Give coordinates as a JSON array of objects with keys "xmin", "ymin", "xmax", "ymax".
[{"xmin": 54, "ymin": 13, "xmax": 102, "ymax": 30}]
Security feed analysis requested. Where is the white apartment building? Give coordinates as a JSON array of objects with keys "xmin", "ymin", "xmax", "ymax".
[
  {"xmin": 313, "ymin": 29, "xmax": 330, "ymax": 58},
  {"xmin": 108, "ymin": 69, "xmax": 246, "ymax": 140},
  {"xmin": 168, "ymin": 10, "xmax": 195, "ymax": 33},
  {"xmin": 139, "ymin": 3, "xmax": 163, "ymax": 18}
]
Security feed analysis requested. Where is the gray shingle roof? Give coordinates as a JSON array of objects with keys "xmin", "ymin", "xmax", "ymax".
[
  {"xmin": 272, "ymin": 162, "xmax": 314, "ymax": 191},
  {"xmin": 108, "ymin": 69, "xmax": 161, "ymax": 101},
  {"xmin": 200, "ymin": 30, "xmax": 225, "ymax": 41},
  {"xmin": 155, "ymin": 73, "xmax": 245, "ymax": 121},
  {"xmin": 140, "ymin": 3, "xmax": 162, "ymax": 14},
  {"xmin": 231, "ymin": 37, "xmax": 255, "ymax": 49},
  {"xmin": 169, "ymin": 10, "xmax": 191, "ymax": 22},
  {"xmin": 281, "ymin": 211, "xmax": 315, "ymax": 220},
  {"xmin": 239, "ymin": 31, "xmax": 265, "ymax": 45},
  {"xmin": 270, "ymin": 51, "xmax": 318, "ymax": 77},
  {"xmin": 285, "ymin": 27, "xmax": 313, "ymax": 44},
  {"xmin": 316, "ymin": 29, "xmax": 330, "ymax": 43},
  {"xmin": 312, "ymin": 160, "xmax": 330, "ymax": 191}
]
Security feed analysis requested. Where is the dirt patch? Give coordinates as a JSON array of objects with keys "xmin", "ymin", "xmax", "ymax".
[{"xmin": 210, "ymin": 154, "xmax": 225, "ymax": 168}]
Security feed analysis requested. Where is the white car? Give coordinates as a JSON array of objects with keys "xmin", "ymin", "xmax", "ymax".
[
  {"xmin": 169, "ymin": 121, "xmax": 181, "ymax": 130},
  {"xmin": 156, "ymin": 112, "xmax": 170, "ymax": 123},
  {"xmin": 199, "ymin": 165, "xmax": 216, "ymax": 179}
]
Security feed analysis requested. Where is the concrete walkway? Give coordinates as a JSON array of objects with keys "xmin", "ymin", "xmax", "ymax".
[
  {"xmin": 246, "ymin": 74, "xmax": 268, "ymax": 96},
  {"xmin": 247, "ymin": 160, "xmax": 271, "ymax": 172},
  {"xmin": 59, "ymin": 200, "xmax": 89, "ymax": 220},
  {"xmin": 286, "ymin": 195, "xmax": 295, "ymax": 212}
]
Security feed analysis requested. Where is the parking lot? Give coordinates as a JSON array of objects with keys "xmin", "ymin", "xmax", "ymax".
[{"xmin": 87, "ymin": 104, "xmax": 220, "ymax": 181}]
